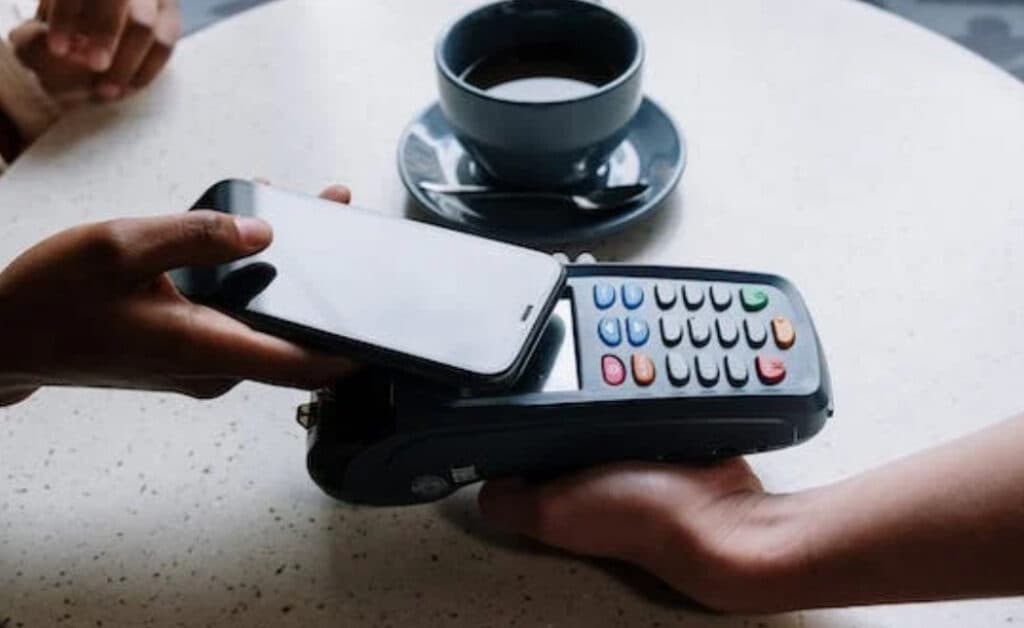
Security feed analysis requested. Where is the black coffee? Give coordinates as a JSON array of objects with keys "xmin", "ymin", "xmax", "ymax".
[{"xmin": 461, "ymin": 43, "xmax": 621, "ymax": 102}]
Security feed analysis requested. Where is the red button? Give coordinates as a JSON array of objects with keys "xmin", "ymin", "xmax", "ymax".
[
  {"xmin": 755, "ymin": 355, "xmax": 786, "ymax": 385},
  {"xmin": 602, "ymin": 355, "xmax": 626, "ymax": 386},
  {"xmin": 631, "ymin": 353, "xmax": 656, "ymax": 386}
]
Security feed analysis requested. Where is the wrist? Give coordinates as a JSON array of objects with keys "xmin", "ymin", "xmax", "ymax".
[
  {"xmin": 664, "ymin": 489, "xmax": 822, "ymax": 613},
  {"xmin": 725, "ymin": 489, "xmax": 827, "ymax": 612}
]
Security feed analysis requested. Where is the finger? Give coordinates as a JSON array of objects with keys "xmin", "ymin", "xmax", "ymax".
[
  {"xmin": 96, "ymin": 0, "xmax": 157, "ymax": 100},
  {"xmin": 175, "ymin": 377, "xmax": 240, "ymax": 400},
  {"xmin": 11, "ymin": 20, "xmax": 94, "ymax": 101},
  {"xmin": 46, "ymin": 0, "xmax": 83, "ymax": 57},
  {"xmin": 130, "ymin": 40, "xmax": 171, "ymax": 88},
  {"xmin": 155, "ymin": 0, "xmax": 181, "ymax": 37},
  {"xmin": 0, "ymin": 386, "xmax": 39, "ymax": 407},
  {"xmin": 64, "ymin": 0, "xmax": 131, "ymax": 71},
  {"xmin": 160, "ymin": 301, "xmax": 359, "ymax": 389},
  {"xmin": 87, "ymin": 376, "xmax": 239, "ymax": 400},
  {"xmin": 252, "ymin": 181, "xmax": 350, "ymax": 203},
  {"xmin": 93, "ymin": 210, "xmax": 273, "ymax": 285},
  {"xmin": 8, "ymin": 20, "xmax": 47, "ymax": 49},
  {"xmin": 318, "ymin": 184, "xmax": 352, "ymax": 204},
  {"xmin": 154, "ymin": 0, "xmax": 181, "ymax": 47},
  {"xmin": 130, "ymin": 0, "xmax": 179, "ymax": 88}
]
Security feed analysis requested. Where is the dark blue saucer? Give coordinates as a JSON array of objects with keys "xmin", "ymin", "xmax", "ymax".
[{"xmin": 397, "ymin": 96, "xmax": 686, "ymax": 246}]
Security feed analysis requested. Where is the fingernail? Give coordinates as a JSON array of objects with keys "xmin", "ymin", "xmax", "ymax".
[
  {"xmin": 96, "ymin": 83, "xmax": 122, "ymax": 101},
  {"xmin": 88, "ymin": 47, "xmax": 112, "ymax": 71},
  {"xmin": 49, "ymin": 32, "xmax": 69, "ymax": 56},
  {"xmin": 234, "ymin": 216, "xmax": 272, "ymax": 248},
  {"xmin": 131, "ymin": 0, "xmax": 159, "ymax": 26}
]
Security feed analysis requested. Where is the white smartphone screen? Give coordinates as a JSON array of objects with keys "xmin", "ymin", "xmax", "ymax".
[{"xmin": 174, "ymin": 180, "xmax": 566, "ymax": 385}]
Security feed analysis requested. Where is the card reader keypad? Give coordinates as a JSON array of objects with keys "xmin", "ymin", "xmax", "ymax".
[{"xmin": 584, "ymin": 278, "xmax": 818, "ymax": 396}]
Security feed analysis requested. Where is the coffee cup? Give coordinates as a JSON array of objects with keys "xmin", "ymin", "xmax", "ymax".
[{"xmin": 435, "ymin": 0, "xmax": 644, "ymax": 189}]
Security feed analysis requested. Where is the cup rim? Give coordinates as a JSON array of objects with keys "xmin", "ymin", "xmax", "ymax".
[{"xmin": 434, "ymin": 0, "xmax": 645, "ymax": 107}]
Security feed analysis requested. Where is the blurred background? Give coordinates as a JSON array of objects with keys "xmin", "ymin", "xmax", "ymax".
[
  {"xmin": 180, "ymin": 0, "xmax": 1024, "ymax": 82},
  {"xmin": 862, "ymin": 0, "xmax": 1024, "ymax": 80}
]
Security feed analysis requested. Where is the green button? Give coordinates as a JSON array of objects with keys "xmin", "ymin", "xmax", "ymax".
[{"xmin": 741, "ymin": 287, "xmax": 769, "ymax": 312}]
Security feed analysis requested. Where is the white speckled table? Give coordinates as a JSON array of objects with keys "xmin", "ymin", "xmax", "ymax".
[{"xmin": 2, "ymin": 0, "xmax": 1024, "ymax": 625}]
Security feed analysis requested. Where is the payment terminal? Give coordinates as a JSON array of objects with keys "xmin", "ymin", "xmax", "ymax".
[{"xmin": 299, "ymin": 263, "xmax": 833, "ymax": 506}]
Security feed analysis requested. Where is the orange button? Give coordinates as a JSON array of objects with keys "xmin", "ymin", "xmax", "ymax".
[
  {"xmin": 631, "ymin": 353, "xmax": 656, "ymax": 386},
  {"xmin": 756, "ymin": 355, "xmax": 786, "ymax": 385},
  {"xmin": 771, "ymin": 316, "xmax": 796, "ymax": 349}
]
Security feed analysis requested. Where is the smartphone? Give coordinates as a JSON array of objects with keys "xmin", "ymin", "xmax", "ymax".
[{"xmin": 170, "ymin": 179, "xmax": 567, "ymax": 388}]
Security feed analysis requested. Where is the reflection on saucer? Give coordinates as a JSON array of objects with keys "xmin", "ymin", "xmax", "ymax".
[{"xmin": 398, "ymin": 97, "xmax": 686, "ymax": 245}]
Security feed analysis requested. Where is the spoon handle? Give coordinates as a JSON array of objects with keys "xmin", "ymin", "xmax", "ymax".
[
  {"xmin": 419, "ymin": 182, "xmax": 560, "ymax": 199},
  {"xmin": 418, "ymin": 182, "xmax": 648, "ymax": 211}
]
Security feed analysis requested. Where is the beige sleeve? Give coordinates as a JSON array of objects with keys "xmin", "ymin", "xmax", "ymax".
[
  {"xmin": 0, "ymin": 0, "xmax": 55, "ymax": 171},
  {"xmin": 0, "ymin": 37, "xmax": 60, "ymax": 146}
]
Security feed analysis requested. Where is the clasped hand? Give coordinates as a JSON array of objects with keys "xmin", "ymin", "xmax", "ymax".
[{"xmin": 9, "ymin": 0, "xmax": 181, "ymax": 104}]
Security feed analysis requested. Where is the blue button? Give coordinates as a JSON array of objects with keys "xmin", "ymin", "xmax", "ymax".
[
  {"xmin": 593, "ymin": 283, "xmax": 615, "ymax": 309},
  {"xmin": 626, "ymin": 317, "xmax": 650, "ymax": 346},
  {"xmin": 598, "ymin": 317, "xmax": 622, "ymax": 347},
  {"xmin": 622, "ymin": 283, "xmax": 644, "ymax": 309}
]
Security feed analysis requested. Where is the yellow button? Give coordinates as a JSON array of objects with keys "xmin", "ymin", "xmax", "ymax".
[{"xmin": 771, "ymin": 316, "xmax": 796, "ymax": 349}]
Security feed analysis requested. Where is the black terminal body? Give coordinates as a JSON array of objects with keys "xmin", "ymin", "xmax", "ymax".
[{"xmin": 301, "ymin": 263, "xmax": 833, "ymax": 506}]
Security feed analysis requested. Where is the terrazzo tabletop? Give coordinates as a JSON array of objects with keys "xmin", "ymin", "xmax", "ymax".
[{"xmin": 3, "ymin": 0, "xmax": 1024, "ymax": 625}]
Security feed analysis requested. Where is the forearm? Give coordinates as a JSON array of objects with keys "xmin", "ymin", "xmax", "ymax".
[{"xmin": 763, "ymin": 414, "xmax": 1024, "ymax": 610}]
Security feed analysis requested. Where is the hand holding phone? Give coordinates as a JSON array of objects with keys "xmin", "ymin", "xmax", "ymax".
[
  {"xmin": 171, "ymin": 180, "xmax": 567, "ymax": 388},
  {"xmin": 0, "ymin": 184, "xmax": 358, "ymax": 405}
]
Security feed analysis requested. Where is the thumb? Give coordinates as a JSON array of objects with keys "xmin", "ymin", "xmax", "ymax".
[
  {"xmin": 102, "ymin": 210, "xmax": 272, "ymax": 285},
  {"xmin": 8, "ymin": 20, "xmax": 47, "ymax": 51},
  {"xmin": 478, "ymin": 465, "xmax": 686, "ymax": 565}
]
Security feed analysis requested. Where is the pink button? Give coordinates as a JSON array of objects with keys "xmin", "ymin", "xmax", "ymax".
[
  {"xmin": 602, "ymin": 355, "xmax": 626, "ymax": 386},
  {"xmin": 756, "ymin": 355, "xmax": 786, "ymax": 385}
]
